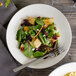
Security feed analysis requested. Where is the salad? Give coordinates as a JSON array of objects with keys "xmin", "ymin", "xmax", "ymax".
[
  {"xmin": 64, "ymin": 71, "xmax": 76, "ymax": 76},
  {"xmin": 16, "ymin": 17, "xmax": 60, "ymax": 58}
]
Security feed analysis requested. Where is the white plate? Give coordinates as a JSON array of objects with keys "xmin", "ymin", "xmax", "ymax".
[
  {"xmin": 49, "ymin": 62, "xmax": 76, "ymax": 76},
  {"xmin": 6, "ymin": 4, "xmax": 72, "ymax": 69}
]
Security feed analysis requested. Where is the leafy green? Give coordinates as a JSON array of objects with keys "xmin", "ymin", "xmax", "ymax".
[
  {"xmin": 43, "ymin": 36, "xmax": 51, "ymax": 46},
  {"xmin": 36, "ymin": 25, "xmax": 41, "ymax": 29},
  {"xmin": 33, "ymin": 51, "xmax": 44, "ymax": 58},
  {"xmin": 25, "ymin": 31, "xmax": 28, "ymax": 35},
  {"xmin": 41, "ymin": 17, "xmax": 48, "ymax": 20},
  {"xmin": 21, "ymin": 31, "xmax": 26, "ymax": 39},
  {"xmin": 55, "ymin": 32, "xmax": 60, "ymax": 36},
  {"xmin": 39, "ymin": 33, "xmax": 51, "ymax": 46},
  {"xmin": 23, "ymin": 42, "xmax": 33, "ymax": 58},
  {"xmin": 48, "ymin": 30, "xmax": 54, "ymax": 38},
  {"xmin": 16, "ymin": 29, "xmax": 22, "ymax": 43},
  {"xmin": 39, "ymin": 32, "xmax": 45, "ymax": 44},
  {"xmin": 16, "ymin": 17, "xmax": 60, "ymax": 58},
  {"xmin": 5, "ymin": 0, "xmax": 11, "ymax": 7},
  {"xmin": 48, "ymin": 25, "xmax": 54, "ymax": 30},
  {"xmin": 29, "ymin": 30, "xmax": 35, "ymax": 37},
  {"xmin": 36, "ymin": 18, "xmax": 44, "ymax": 25}
]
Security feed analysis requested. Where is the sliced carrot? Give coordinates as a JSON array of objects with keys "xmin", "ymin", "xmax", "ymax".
[{"xmin": 34, "ymin": 26, "xmax": 43, "ymax": 38}]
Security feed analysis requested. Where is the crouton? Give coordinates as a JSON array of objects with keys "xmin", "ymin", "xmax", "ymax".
[
  {"xmin": 30, "ymin": 38, "xmax": 41, "ymax": 48},
  {"xmin": 28, "ymin": 17, "xmax": 35, "ymax": 25},
  {"xmin": 33, "ymin": 38, "xmax": 41, "ymax": 48},
  {"xmin": 43, "ymin": 18, "xmax": 54, "ymax": 25},
  {"xmin": 49, "ymin": 18, "xmax": 54, "ymax": 23},
  {"xmin": 24, "ymin": 26, "xmax": 29, "ymax": 31}
]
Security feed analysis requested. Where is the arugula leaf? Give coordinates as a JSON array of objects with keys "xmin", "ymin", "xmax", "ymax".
[
  {"xmin": 33, "ymin": 51, "xmax": 44, "ymax": 58},
  {"xmin": 5, "ymin": 0, "xmax": 11, "ymax": 7},
  {"xmin": 36, "ymin": 18, "xmax": 44, "ymax": 25},
  {"xmin": 23, "ymin": 42, "xmax": 33, "ymax": 58},
  {"xmin": 16, "ymin": 28, "xmax": 22, "ymax": 43}
]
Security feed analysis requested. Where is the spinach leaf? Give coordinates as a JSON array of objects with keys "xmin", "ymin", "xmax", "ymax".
[
  {"xmin": 16, "ymin": 29, "xmax": 22, "ymax": 43},
  {"xmin": 48, "ymin": 25, "xmax": 54, "ymax": 30},
  {"xmin": 23, "ymin": 42, "xmax": 33, "ymax": 58},
  {"xmin": 43, "ymin": 36, "xmax": 51, "ymax": 46},
  {"xmin": 39, "ymin": 33, "xmax": 51, "ymax": 46},
  {"xmin": 29, "ymin": 30, "xmax": 35, "ymax": 37},
  {"xmin": 36, "ymin": 18, "xmax": 44, "ymax": 25},
  {"xmin": 39, "ymin": 32, "xmax": 45, "ymax": 44},
  {"xmin": 21, "ymin": 31, "xmax": 26, "ymax": 39},
  {"xmin": 33, "ymin": 51, "xmax": 44, "ymax": 58}
]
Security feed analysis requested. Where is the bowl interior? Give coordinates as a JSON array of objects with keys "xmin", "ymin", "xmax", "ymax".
[
  {"xmin": 6, "ymin": 4, "xmax": 72, "ymax": 69},
  {"xmin": 49, "ymin": 62, "xmax": 76, "ymax": 76}
]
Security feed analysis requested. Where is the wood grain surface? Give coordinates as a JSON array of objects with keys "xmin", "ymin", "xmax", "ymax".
[{"xmin": 12, "ymin": 0, "xmax": 76, "ymax": 76}]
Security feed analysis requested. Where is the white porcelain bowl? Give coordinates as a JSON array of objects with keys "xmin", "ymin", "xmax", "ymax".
[
  {"xmin": 49, "ymin": 62, "xmax": 76, "ymax": 76},
  {"xmin": 6, "ymin": 4, "xmax": 72, "ymax": 69}
]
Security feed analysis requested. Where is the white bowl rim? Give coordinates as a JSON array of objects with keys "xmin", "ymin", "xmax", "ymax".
[{"xmin": 49, "ymin": 62, "xmax": 76, "ymax": 76}]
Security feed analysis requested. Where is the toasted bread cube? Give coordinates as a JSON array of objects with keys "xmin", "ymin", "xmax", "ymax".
[
  {"xmin": 49, "ymin": 18, "xmax": 54, "ymax": 23},
  {"xmin": 28, "ymin": 17, "xmax": 35, "ymax": 25},
  {"xmin": 43, "ymin": 19, "xmax": 51, "ymax": 25},
  {"xmin": 33, "ymin": 38, "xmax": 41, "ymax": 48},
  {"xmin": 24, "ymin": 26, "xmax": 29, "ymax": 31},
  {"xmin": 43, "ymin": 18, "xmax": 54, "ymax": 25}
]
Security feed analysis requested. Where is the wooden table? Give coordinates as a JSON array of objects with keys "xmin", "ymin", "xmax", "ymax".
[{"xmin": 13, "ymin": 0, "xmax": 76, "ymax": 76}]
